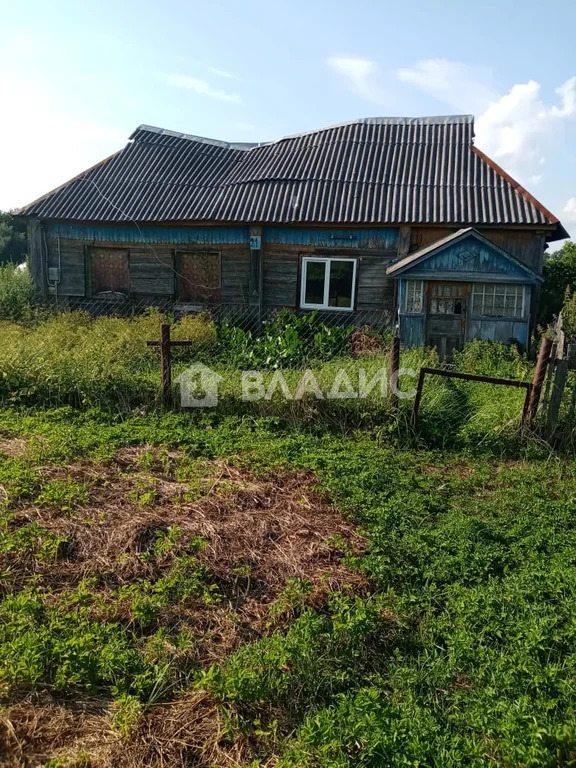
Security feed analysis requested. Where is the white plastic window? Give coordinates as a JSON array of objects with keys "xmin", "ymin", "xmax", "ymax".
[{"xmin": 300, "ymin": 257, "xmax": 357, "ymax": 311}]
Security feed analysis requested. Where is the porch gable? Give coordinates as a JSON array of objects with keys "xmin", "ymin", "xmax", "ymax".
[{"xmin": 386, "ymin": 228, "xmax": 542, "ymax": 284}]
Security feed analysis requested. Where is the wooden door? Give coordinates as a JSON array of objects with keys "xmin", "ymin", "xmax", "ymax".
[{"xmin": 426, "ymin": 281, "xmax": 469, "ymax": 358}]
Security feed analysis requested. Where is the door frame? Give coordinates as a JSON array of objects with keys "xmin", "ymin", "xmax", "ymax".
[{"xmin": 424, "ymin": 280, "xmax": 470, "ymax": 355}]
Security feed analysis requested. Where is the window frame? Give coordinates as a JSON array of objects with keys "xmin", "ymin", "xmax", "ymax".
[
  {"xmin": 299, "ymin": 256, "xmax": 358, "ymax": 312},
  {"xmin": 471, "ymin": 283, "xmax": 526, "ymax": 319},
  {"xmin": 404, "ymin": 279, "xmax": 425, "ymax": 314}
]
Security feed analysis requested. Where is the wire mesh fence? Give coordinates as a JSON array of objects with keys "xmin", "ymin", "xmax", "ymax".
[
  {"xmin": 0, "ymin": 296, "xmax": 400, "ymax": 413},
  {"xmin": 38, "ymin": 295, "xmax": 395, "ymax": 330},
  {"xmin": 28, "ymin": 297, "xmax": 396, "ymax": 366},
  {"xmin": 2, "ymin": 294, "xmax": 575, "ymax": 443}
]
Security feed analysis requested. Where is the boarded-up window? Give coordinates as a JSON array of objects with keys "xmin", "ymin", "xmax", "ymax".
[
  {"xmin": 176, "ymin": 251, "xmax": 221, "ymax": 302},
  {"xmin": 91, "ymin": 248, "xmax": 130, "ymax": 294}
]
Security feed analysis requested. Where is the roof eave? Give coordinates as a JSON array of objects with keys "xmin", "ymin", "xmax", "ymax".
[
  {"xmin": 548, "ymin": 222, "xmax": 570, "ymax": 242},
  {"xmin": 15, "ymin": 150, "xmax": 122, "ymax": 217}
]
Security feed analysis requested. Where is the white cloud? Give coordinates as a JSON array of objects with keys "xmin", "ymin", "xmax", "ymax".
[
  {"xmin": 161, "ymin": 74, "xmax": 242, "ymax": 104},
  {"xmin": 0, "ymin": 72, "xmax": 125, "ymax": 210},
  {"xmin": 392, "ymin": 59, "xmax": 576, "ymax": 188},
  {"xmin": 328, "ymin": 53, "xmax": 576, "ymax": 205},
  {"xmin": 207, "ymin": 65, "xmax": 240, "ymax": 80},
  {"xmin": 474, "ymin": 77, "xmax": 576, "ymax": 183},
  {"xmin": 563, "ymin": 197, "xmax": 576, "ymax": 223},
  {"xmin": 396, "ymin": 59, "xmax": 496, "ymax": 113},
  {"xmin": 552, "ymin": 77, "xmax": 576, "ymax": 117},
  {"xmin": 326, "ymin": 56, "xmax": 386, "ymax": 104}
]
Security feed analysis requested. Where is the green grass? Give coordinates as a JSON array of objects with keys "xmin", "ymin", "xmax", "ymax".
[
  {"xmin": 1, "ymin": 404, "xmax": 576, "ymax": 765},
  {"xmin": 1, "ymin": 306, "xmax": 575, "ymax": 763}
]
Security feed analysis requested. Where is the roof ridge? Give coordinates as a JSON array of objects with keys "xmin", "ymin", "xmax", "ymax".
[
  {"xmin": 132, "ymin": 125, "xmax": 264, "ymax": 151},
  {"xmin": 17, "ymin": 116, "xmax": 565, "ymax": 238},
  {"xmin": 133, "ymin": 115, "xmax": 475, "ymax": 152}
]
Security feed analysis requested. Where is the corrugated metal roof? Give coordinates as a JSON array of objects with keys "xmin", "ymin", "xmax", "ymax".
[{"xmin": 19, "ymin": 116, "xmax": 566, "ymax": 236}]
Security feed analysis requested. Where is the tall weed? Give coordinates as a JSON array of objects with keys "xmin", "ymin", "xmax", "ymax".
[{"xmin": 0, "ymin": 263, "xmax": 35, "ymax": 321}]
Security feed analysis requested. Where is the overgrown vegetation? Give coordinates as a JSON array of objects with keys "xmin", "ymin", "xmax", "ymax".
[
  {"xmin": 218, "ymin": 309, "xmax": 359, "ymax": 368},
  {"xmin": 1, "ymin": 408, "xmax": 576, "ymax": 766},
  {"xmin": 0, "ymin": 304, "xmax": 557, "ymax": 446},
  {"xmin": 540, "ymin": 240, "xmax": 576, "ymax": 326},
  {"xmin": 562, "ymin": 288, "xmax": 576, "ymax": 341},
  {"xmin": 0, "ymin": 210, "xmax": 26, "ymax": 266},
  {"xmin": 1, "ymin": 265, "xmax": 576, "ymax": 765},
  {"xmin": 0, "ymin": 263, "xmax": 35, "ymax": 322}
]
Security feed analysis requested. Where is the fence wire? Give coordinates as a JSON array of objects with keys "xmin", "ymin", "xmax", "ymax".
[
  {"xmin": 28, "ymin": 297, "xmax": 396, "ymax": 365},
  {"xmin": 38, "ymin": 295, "xmax": 395, "ymax": 330},
  {"xmin": 2, "ymin": 296, "xmax": 575, "ymax": 442}
]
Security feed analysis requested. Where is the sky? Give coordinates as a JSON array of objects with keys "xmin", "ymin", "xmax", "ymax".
[{"xmin": 1, "ymin": 0, "xmax": 575, "ymax": 249}]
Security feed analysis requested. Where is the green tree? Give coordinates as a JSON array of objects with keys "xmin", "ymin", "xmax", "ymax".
[
  {"xmin": 0, "ymin": 211, "xmax": 27, "ymax": 265},
  {"xmin": 539, "ymin": 241, "xmax": 576, "ymax": 326}
]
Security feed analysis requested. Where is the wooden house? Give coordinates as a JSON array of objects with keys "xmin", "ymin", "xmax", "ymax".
[{"xmin": 18, "ymin": 116, "xmax": 568, "ymax": 352}]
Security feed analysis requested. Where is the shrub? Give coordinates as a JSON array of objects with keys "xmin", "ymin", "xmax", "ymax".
[
  {"xmin": 562, "ymin": 289, "xmax": 576, "ymax": 342},
  {"xmin": 453, "ymin": 339, "xmax": 530, "ymax": 380},
  {"xmin": 0, "ymin": 310, "xmax": 162, "ymax": 408},
  {"xmin": 216, "ymin": 310, "xmax": 353, "ymax": 368},
  {"xmin": 0, "ymin": 262, "xmax": 35, "ymax": 321},
  {"xmin": 171, "ymin": 312, "xmax": 217, "ymax": 347},
  {"xmin": 540, "ymin": 241, "xmax": 576, "ymax": 325}
]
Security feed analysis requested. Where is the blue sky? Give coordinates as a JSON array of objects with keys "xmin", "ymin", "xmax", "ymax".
[{"xmin": 2, "ymin": 0, "xmax": 575, "ymax": 246}]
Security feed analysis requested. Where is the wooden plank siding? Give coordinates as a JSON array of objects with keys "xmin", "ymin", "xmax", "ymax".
[
  {"xmin": 262, "ymin": 243, "xmax": 397, "ymax": 310},
  {"xmin": 45, "ymin": 237, "xmax": 87, "ymax": 296},
  {"xmin": 129, "ymin": 248, "xmax": 174, "ymax": 296},
  {"xmin": 410, "ymin": 227, "xmax": 546, "ymax": 271},
  {"xmin": 221, "ymin": 246, "xmax": 250, "ymax": 304},
  {"xmin": 45, "ymin": 237, "xmax": 251, "ymax": 303},
  {"xmin": 43, "ymin": 225, "xmax": 544, "ymax": 324},
  {"xmin": 263, "ymin": 248, "xmax": 299, "ymax": 307}
]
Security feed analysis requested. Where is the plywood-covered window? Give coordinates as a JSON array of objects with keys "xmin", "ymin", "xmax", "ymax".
[
  {"xmin": 91, "ymin": 248, "xmax": 130, "ymax": 294},
  {"xmin": 471, "ymin": 283, "xmax": 525, "ymax": 318},
  {"xmin": 300, "ymin": 257, "xmax": 357, "ymax": 311},
  {"xmin": 405, "ymin": 280, "xmax": 424, "ymax": 313},
  {"xmin": 176, "ymin": 251, "xmax": 221, "ymax": 302}
]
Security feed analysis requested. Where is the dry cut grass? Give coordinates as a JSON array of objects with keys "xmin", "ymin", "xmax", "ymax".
[{"xmin": 0, "ymin": 445, "xmax": 367, "ymax": 767}]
